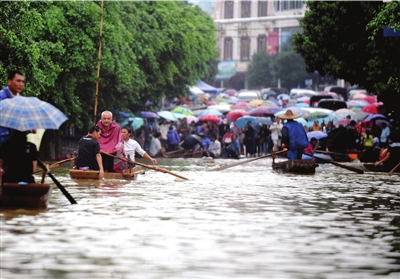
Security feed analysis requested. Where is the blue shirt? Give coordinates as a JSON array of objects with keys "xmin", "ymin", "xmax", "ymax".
[{"xmin": 231, "ymin": 139, "xmax": 241, "ymax": 156}]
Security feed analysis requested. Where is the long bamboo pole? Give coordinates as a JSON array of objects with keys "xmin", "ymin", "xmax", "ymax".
[{"xmin": 93, "ymin": 0, "xmax": 104, "ymax": 124}]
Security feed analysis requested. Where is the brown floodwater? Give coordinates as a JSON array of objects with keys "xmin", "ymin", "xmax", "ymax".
[{"xmin": 1, "ymin": 158, "xmax": 400, "ymax": 279}]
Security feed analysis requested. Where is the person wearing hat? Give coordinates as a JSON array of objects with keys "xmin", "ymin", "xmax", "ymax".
[{"xmin": 278, "ymin": 110, "xmax": 308, "ymax": 160}]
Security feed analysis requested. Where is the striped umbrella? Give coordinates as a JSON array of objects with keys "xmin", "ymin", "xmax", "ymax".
[
  {"xmin": 0, "ymin": 96, "xmax": 68, "ymax": 131},
  {"xmin": 171, "ymin": 106, "xmax": 194, "ymax": 117}
]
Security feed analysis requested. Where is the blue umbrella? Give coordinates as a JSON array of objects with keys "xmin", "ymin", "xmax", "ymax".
[
  {"xmin": 120, "ymin": 117, "xmax": 144, "ymax": 130},
  {"xmin": 157, "ymin": 111, "xmax": 177, "ymax": 122},
  {"xmin": 0, "ymin": 96, "xmax": 68, "ymax": 131},
  {"xmin": 140, "ymin": 111, "xmax": 160, "ymax": 119},
  {"xmin": 307, "ymin": 131, "xmax": 328, "ymax": 141},
  {"xmin": 235, "ymin": 116, "xmax": 259, "ymax": 129},
  {"xmin": 228, "ymin": 96, "xmax": 239, "ymax": 104},
  {"xmin": 197, "ymin": 109, "xmax": 223, "ymax": 117},
  {"xmin": 278, "ymin": 93, "xmax": 290, "ymax": 100}
]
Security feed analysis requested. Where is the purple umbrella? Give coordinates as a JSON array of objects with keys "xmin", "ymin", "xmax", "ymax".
[
  {"xmin": 364, "ymin": 114, "xmax": 387, "ymax": 122},
  {"xmin": 140, "ymin": 111, "xmax": 160, "ymax": 119}
]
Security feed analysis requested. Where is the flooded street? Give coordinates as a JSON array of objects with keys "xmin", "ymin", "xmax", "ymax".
[{"xmin": 1, "ymin": 158, "xmax": 400, "ymax": 279}]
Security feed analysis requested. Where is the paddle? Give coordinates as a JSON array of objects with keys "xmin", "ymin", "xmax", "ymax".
[
  {"xmin": 34, "ymin": 157, "xmax": 75, "ymax": 174},
  {"xmin": 37, "ymin": 159, "xmax": 78, "ymax": 204},
  {"xmin": 389, "ymin": 162, "xmax": 400, "ymax": 174},
  {"xmin": 210, "ymin": 150, "xmax": 286, "ymax": 171},
  {"xmin": 304, "ymin": 153, "xmax": 364, "ymax": 174},
  {"xmin": 101, "ymin": 151, "xmax": 189, "ymax": 180}
]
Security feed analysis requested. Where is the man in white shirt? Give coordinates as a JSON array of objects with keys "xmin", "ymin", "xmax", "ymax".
[
  {"xmin": 269, "ymin": 118, "xmax": 283, "ymax": 152},
  {"xmin": 159, "ymin": 119, "xmax": 170, "ymax": 147},
  {"xmin": 149, "ymin": 132, "xmax": 162, "ymax": 157},
  {"xmin": 208, "ymin": 134, "xmax": 221, "ymax": 158}
]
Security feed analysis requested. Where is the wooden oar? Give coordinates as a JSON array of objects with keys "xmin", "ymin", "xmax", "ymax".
[
  {"xmin": 305, "ymin": 153, "xmax": 364, "ymax": 174},
  {"xmin": 210, "ymin": 150, "xmax": 286, "ymax": 171},
  {"xmin": 101, "ymin": 151, "xmax": 189, "ymax": 180},
  {"xmin": 37, "ymin": 159, "xmax": 77, "ymax": 204},
  {"xmin": 34, "ymin": 157, "xmax": 75, "ymax": 174},
  {"xmin": 389, "ymin": 162, "xmax": 400, "ymax": 174}
]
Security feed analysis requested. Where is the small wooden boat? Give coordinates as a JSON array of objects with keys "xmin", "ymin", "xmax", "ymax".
[
  {"xmin": 0, "ymin": 183, "xmax": 52, "ymax": 209},
  {"xmin": 161, "ymin": 148, "xmax": 203, "ymax": 159},
  {"xmin": 363, "ymin": 164, "xmax": 400, "ymax": 173},
  {"xmin": 272, "ymin": 160, "xmax": 316, "ymax": 174},
  {"xmin": 69, "ymin": 167, "xmax": 145, "ymax": 180}
]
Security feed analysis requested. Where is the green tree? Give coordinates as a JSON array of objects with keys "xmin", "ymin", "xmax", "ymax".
[
  {"xmin": 293, "ymin": 1, "xmax": 400, "ymax": 111},
  {"xmin": 246, "ymin": 51, "xmax": 274, "ymax": 89}
]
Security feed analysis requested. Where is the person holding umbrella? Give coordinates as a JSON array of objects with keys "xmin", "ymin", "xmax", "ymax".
[
  {"xmin": 0, "ymin": 129, "xmax": 37, "ymax": 184},
  {"xmin": 278, "ymin": 110, "xmax": 308, "ymax": 160},
  {"xmin": 0, "ymin": 70, "xmax": 25, "ymax": 146}
]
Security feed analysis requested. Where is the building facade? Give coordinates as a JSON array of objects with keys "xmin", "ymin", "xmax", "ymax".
[{"xmin": 209, "ymin": 0, "xmax": 306, "ymax": 90}]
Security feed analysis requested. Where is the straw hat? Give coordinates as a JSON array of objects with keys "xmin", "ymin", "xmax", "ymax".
[{"xmin": 277, "ymin": 110, "xmax": 300, "ymax": 120}]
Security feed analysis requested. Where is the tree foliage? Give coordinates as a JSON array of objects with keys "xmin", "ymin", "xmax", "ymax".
[
  {"xmin": 0, "ymin": 1, "xmax": 218, "ymax": 131},
  {"xmin": 293, "ymin": 1, "xmax": 400, "ymax": 112}
]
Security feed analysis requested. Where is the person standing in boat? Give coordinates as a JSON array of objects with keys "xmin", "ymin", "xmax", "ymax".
[
  {"xmin": 0, "ymin": 129, "xmax": 37, "ymax": 184},
  {"xmin": 278, "ymin": 110, "xmax": 308, "ymax": 160},
  {"xmin": 374, "ymin": 133, "xmax": 400, "ymax": 169},
  {"xmin": 0, "ymin": 70, "xmax": 25, "ymax": 146},
  {"xmin": 96, "ymin": 111, "xmax": 123, "ymax": 173},
  {"xmin": 76, "ymin": 125, "xmax": 104, "ymax": 180},
  {"xmin": 121, "ymin": 126, "xmax": 157, "ymax": 165}
]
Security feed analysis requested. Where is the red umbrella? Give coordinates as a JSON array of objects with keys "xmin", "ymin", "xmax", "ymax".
[
  {"xmin": 199, "ymin": 114, "xmax": 221, "ymax": 123},
  {"xmin": 362, "ymin": 105, "xmax": 378, "ymax": 114},
  {"xmin": 249, "ymin": 106, "xmax": 276, "ymax": 116},
  {"xmin": 226, "ymin": 109, "xmax": 248, "ymax": 121},
  {"xmin": 363, "ymin": 96, "xmax": 377, "ymax": 104}
]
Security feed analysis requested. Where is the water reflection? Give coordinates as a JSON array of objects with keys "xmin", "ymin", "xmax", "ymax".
[{"xmin": 1, "ymin": 158, "xmax": 399, "ymax": 278}]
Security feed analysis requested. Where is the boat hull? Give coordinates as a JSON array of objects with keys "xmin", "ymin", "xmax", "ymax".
[
  {"xmin": 363, "ymin": 164, "xmax": 400, "ymax": 173},
  {"xmin": 273, "ymin": 160, "xmax": 316, "ymax": 174},
  {"xmin": 0, "ymin": 183, "xmax": 52, "ymax": 209},
  {"xmin": 69, "ymin": 167, "xmax": 143, "ymax": 180}
]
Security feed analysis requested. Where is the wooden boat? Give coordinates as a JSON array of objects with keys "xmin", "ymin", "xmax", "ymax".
[
  {"xmin": 161, "ymin": 148, "xmax": 203, "ymax": 159},
  {"xmin": 272, "ymin": 159, "xmax": 316, "ymax": 174},
  {"xmin": 0, "ymin": 183, "xmax": 52, "ymax": 209},
  {"xmin": 363, "ymin": 164, "xmax": 400, "ymax": 173},
  {"xmin": 69, "ymin": 167, "xmax": 145, "ymax": 180}
]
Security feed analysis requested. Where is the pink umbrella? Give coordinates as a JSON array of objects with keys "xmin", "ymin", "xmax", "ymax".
[
  {"xmin": 334, "ymin": 108, "xmax": 355, "ymax": 115},
  {"xmin": 225, "ymin": 89, "xmax": 237, "ymax": 96},
  {"xmin": 353, "ymin": 93, "xmax": 367, "ymax": 100},
  {"xmin": 297, "ymin": 96, "xmax": 310, "ymax": 103},
  {"xmin": 226, "ymin": 109, "xmax": 248, "ymax": 121},
  {"xmin": 364, "ymin": 96, "xmax": 377, "ymax": 104},
  {"xmin": 249, "ymin": 106, "xmax": 278, "ymax": 116},
  {"xmin": 230, "ymin": 105, "xmax": 250, "ymax": 111},
  {"xmin": 236, "ymin": 101, "xmax": 249, "ymax": 107},
  {"xmin": 206, "ymin": 101, "xmax": 217, "ymax": 106},
  {"xmin": 335, "ymin": 119, "xmax": 351, "ymax": 126},
  {"xmin": 185, "ymin": 115, "xmax": 198, "ymax": 124},
  {"xmin": 199, "ymin": 114, "xmax": 221, "ymax": 123},
  {"xmin": 362, "ymin": 105, "xmax": 378, "ymax": 114}
]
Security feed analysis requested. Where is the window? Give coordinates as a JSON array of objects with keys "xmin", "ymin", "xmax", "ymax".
[
  {"xmin": 274, "ymin": 1, "xmax": 303, "ymax": 11},
  {"xmin": 257, "ymin": 35, "xmax": 267, "ymax": 52},
  {"xmin": 240, "ymin": 36, "xmax": 250, "ymax": 61},
  {"xmin": 224, "ymin": 37, "xmax": 233, "ymax": 60},
  {"xmin": 225, "ymin": 1, "xmax": 234, "ymax": 19},
  {"xmin": 241, "ymin": 1, "xmax": 251, "ymax": 18},
  {"xmin": 258, "ymin": 1, "xmax": 268, "ymax": 17}
]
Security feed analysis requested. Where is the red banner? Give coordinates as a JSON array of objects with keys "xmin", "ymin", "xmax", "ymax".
[{"xmin": 267, "ymin": 31, "xmax": 279, "ymax": 56}]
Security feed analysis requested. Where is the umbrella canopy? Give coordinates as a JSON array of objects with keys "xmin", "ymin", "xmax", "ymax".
[
  {"xmin": 305, "ymin": 111, "xmax": 330, "ymax": 120},
  {"xmin": 249, "ymin": 99, "xmax": 263, "ymax": 107},
  {"xmin": 236, "ymin": 101, "xmax": 249, "ymax": 107},
  {"xmin": 206, "ymin": 101, "xmax": 217, "ymax": 106},
  {"xmin": 296, "ymin": 103, "xmax": 309, "ymax": 108},
  {"xmin": 364, "ymin": 96, "xmax": 377, "ymax": 104},
  {"xmin": 0, "ymin": 96, "xmax": 68, "ymax": 131},
  {"xmin": 294, "ymin": 117, "xmax": 308, "ymax": 127},
  {"xmin": 335, "ymin": 119, "xmax": 351, "ymax": 126},
  {"xmin": 249, "ymin": 106, "xmax": 278, "ymax": 116},
  {"xmin": 171, "ymin": 106, "xmax": 194, "ymax": 116},
  {"xmin": 263, "ymin": 90, "xmax": 277, "ymax": 97},
  {"xmin": 334, "ymin": 108, "xmax": 355, "ymax": 115},
  {"xmin": 297, "ymin": 96, "xmax": 310, "ymax": 103},
  {"xmin": 347, "ymin": 99, "xmax": 369, "ymax": 108},
  {"xmin": 199, "ymin": 114, "xmax": 221, "ymax": 123},
  {"xmin": 120, "ymin": 117, "xmax": 144, "ymax": 130},
  {"xmin": 225, "ymin": 89, "xmax": 237, "ymax": 96},
  {"xmin": 185, "ymin": 115, "xmax": 199, "ymax": 124},
  {"xmin": 140, "ymin": 111, "xmax": 159, "ymax": 119},
  {"xmin": 364, "ymin": 114, "xmax": 387, "ymax": 122},
  {"xmin": 228, "ymin": 96, "xmax": 239, "ymax": 104},
  {"xmin": 235, "ymin": 116, "xmax": 259, "ymax": 129},
  {"xmin": 226, "ymin": 109, "xmax": 248, "ymax": 121},
  {"xmin": 257, "ymin": 117, "xmax": 273, "ymax": 126},
  {"xmin": 207, "ymin": 104, "xmax": 231, "ymax": 113},
  {"xmin": 230, "ymin": 105, "xmax": 250, "ymax": 111},
  {"xmin": 353, "ymin": 93, "xmax": 368, "ymax": 100},
  {"xmin": 307, "ymin": 131, "xmax": 328, "ymax": 141},
  {"xmin": 362, "ymin": 105, "xmax": 378, "ymax": 114},
  {"xmin": 197, "ymin": 108, "xmax": 223, "ymax": 118},
  {"xmin": 262, "ymin": 100, "xmax": 280, "ymax": 107},
  {"xmin": 157, "ymin": 111, "xmax": 177, "ymax": 122},
  {"xmin": 277, "ymin": 93, "xmax": 290, "ymax": 100},
  {"xmin": 353, "ymin": 111, "xmax": 371, "ymax": 121}
]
